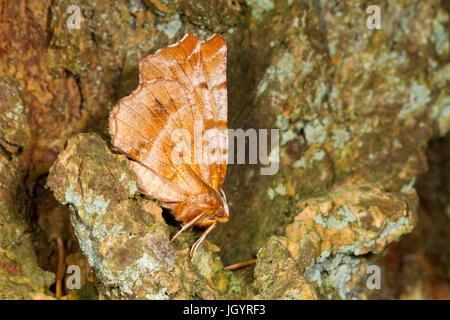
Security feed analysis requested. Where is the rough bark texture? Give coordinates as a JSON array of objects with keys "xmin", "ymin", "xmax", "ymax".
[{"xmin": 0, "ymin": 0, "xmax": 449, "ymax": 299}]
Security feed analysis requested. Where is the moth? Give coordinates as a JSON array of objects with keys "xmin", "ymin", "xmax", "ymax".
[{"xmin": 109, "ymin": 33, "xmax": 229, "ymax": 259}]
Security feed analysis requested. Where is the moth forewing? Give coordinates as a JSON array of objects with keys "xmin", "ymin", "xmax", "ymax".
[{"xmin": 109, "ymin": 33, "xmax": 229, "ymax": 259}]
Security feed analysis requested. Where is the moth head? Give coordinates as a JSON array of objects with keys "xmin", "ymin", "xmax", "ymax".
[
  {"xmin": 196, "ymin": 189, "xmax": 229, "ymax": 224},
  {"xmin": 213, "ymin": 189, "xmax": 229, "ymax": 223},
  {"xmin": 183, "ymin": 190, "xmax": 229, "ymax": 226}
]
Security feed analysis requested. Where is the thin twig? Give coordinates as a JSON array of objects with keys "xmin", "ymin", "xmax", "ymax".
[
  {"xmin": 56, "ymin": 237, "xmax": 65, "ymax": 298},
  {"xmin": 224, "ymin": 259, "xmax": 257, "ymax": 271}
]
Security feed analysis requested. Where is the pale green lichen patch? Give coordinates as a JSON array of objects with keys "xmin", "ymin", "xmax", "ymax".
[
  {"xmin": 128, "ymin": 180, "xmax": 137, "ymax": 195},
  {"xmin": 145, "ymin": 287, "xmax": 169, "ymax": 300},
  {"xmin": 156, "ymin": 14, "xmax": 183, "ymax": 39},
  {"xmin": 5, "ymin": 112, "xmax": 17, "ymax": 120},
  {"xmin": 118, "ymin": 173, "xmax": 137, "ymax": 195},
  {"xmin": 304, "ymin": 120, "xmax": 328, "ymax": 145},
  {"xmin": 430, "ymin": 12, "xmax": 449, "ymax": 57},
  {"xmin": 116, "ymin": 252, "xmax": 163, "ymax": 295},
  {"xmin": 281, "ymin": 129, "xmax": 297, "ymax": 145},
  {"xmin": 331, "ymin": 127, "xmax": 350, "ymax": 149},
  {"xmin": 314, "ymin": 205, "xmax": 356, "ymax": 230},
  {"xmin": 295, "ymin": 149, "xmax": 326, "ymax": 168},
  {"xmin": 64, "ymin": 184, "xmax": 82, "ymax": 207},
  {"xmin": 311, "ymin": 83, "xmax": 328, "ymax": 109},
  {"xmin": 274, "ymin": 114, "xmax": 298, "ymax": 146},
  {"xmin": 267, "ymin": 188, "xmax": 275, "ymax": 200},
  {"xmin": 272, "ymin": 52, "xmax": 295, "ymax": 83},
  {"xmin": 246, "ymin": 0, "xmax": 275, "ymax": 20},
  {"xmin": 399, "ymin": 82, "xmax": 431, "ymax": 119},
  {"xmin": 64, "ymin": 184, "xmax": 111, "ymax": 225},
  {"xmin": 379, "ymin": 216, "xmax": 409, "ymax": 239},
  {"xmin": 336, "ymin": 205, "xmax": 357, "ymax": 223},
  {"xmin": 304, "ymin": 250, "xmax": 360, "ymax": 299},
  {"xmin": 256, "ymin": 52, "xmax": 296, "ymax": 100},
  {"xmin": 83, "ymin": 189, "xmax": 111, "ymax": 216},
  {"xmin": 275, "ymin": 184, "xmax": 287, "ymax": 196}
]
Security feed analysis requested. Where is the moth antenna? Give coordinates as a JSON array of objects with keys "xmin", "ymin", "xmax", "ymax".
[
  {"xmin": 190, "ymin": 221, "xmax": 217, "ymax": 261},
  {"xmin": 219, "ymin": 189, "xmax": 229, "ymax": 217},
  {"xmin": 170, "ymin": 212, "xmax": 205, "ymax": 243},
  {"xmin": 220, "ymin": 189, "xmax": 227, "ymax": 202}
]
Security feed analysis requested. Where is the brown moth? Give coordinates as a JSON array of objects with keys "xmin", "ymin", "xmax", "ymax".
[{"xmin": 109, "ymin": 33, "xmax": 229, "ymax": 259}]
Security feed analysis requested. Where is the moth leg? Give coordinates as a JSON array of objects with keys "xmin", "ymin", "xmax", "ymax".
[
  {"xmin": 170, "ymin": 212, "xmax": 205, "ymax": 243},
  {"xmin": 190, "ymin": 221, "xmax": 217, "ymax": 261}
]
